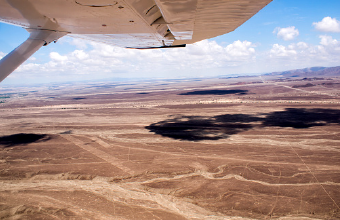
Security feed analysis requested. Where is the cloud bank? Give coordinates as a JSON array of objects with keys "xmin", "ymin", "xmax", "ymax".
[{"xmin": 2, "ymin": 17, "xmax": 340, "ymax": 84}]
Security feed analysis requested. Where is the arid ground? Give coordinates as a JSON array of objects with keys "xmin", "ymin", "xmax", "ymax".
[{"xmin": 1, "ymin": 73, "xmax": 340, "ymax": 219}]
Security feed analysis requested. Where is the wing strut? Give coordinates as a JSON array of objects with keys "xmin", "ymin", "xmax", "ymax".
[{"xmin": 0, "ymin": 29, "xmax": 67, "ymax": 83}]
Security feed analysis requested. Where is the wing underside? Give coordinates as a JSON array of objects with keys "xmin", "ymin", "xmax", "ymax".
[{"xmin": 0, "ymin": 0, "xmax": 272, "ymax": 48}]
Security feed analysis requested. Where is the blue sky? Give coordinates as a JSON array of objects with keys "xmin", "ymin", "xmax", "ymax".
[{"xmin": 1, "ymin": 0, "xmax": 340, "ymax": 85}]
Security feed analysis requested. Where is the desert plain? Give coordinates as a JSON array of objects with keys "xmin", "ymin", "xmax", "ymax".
[{"xmin": 0, "ymin": 72, "xmax": 340, "ymax": 219}]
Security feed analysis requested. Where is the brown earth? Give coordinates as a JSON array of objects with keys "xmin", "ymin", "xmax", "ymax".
[{"xmin": 0, "ymin": 75, "xmax": 340, "ymax": 219}]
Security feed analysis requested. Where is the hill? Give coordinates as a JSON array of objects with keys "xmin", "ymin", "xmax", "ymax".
[{"xmin": 266, "ymin": 66, "xmax": 340, "ymax": 78}]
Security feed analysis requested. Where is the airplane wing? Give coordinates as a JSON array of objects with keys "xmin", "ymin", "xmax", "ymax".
[{"xmin": 0, "ymin": 0, "xmax": 272, "ymax": 82}]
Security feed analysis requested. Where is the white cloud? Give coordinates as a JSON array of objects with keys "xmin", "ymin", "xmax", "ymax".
[
  {"xmin": 317, "ymin": 35, "xmax": 340, "ymax": 60},
  {"xmin": 296, "ymin": 42, "xmax": 308, "ymax": 50},
  {"xmin": 187, "ymin": 40, "xmax": 223, "ymax": 56},
  {"xmin": 71, "ymin": 50, "xmax": 88, "ymax": 60},
  {"xmin": 15, "ymin": 63, "xmax": 42, "ymax": 76},
  {"xmin": 319, "ymin": 35, "xmax": 339, "ymax": 46},
  {"xmin": 270, "ymin": 44, "xmax": 297, "ymax": 57},
  {"xmin": 0, "ymin": 51, "xmax": 5, "ymax": 59},
  {"xmin": 69, "ymin": 38, "xmax": 89, "ymax": 49},
  {"xmin": 313, "ymin": 17, "xmax": 340, "ymax": 33},
  {"xmin": 49, "ymin": 52, "xmax": 68, "ymax": 61},
  {"xmin": 267, "ymin": 35, "xmax": 340, "ymax": 70},
  {"xmin": 274, "ymin": 26, "xmax": 299, "ymax": 41},
  {"xmin": 225, "ymin": 40, "xmax": 255, "ymax": 57}
]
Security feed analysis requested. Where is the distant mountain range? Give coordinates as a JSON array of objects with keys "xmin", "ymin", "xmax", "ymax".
[{"xmin": 266, "ymin": 66, "xmax": 340, "ymax": 78}]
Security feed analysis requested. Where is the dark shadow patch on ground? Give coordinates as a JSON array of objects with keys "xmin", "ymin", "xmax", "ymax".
[
  {"xmin": 0, "ymin": 133, "xmax": 51, "ymax": 148},
  {"xmin": 60, "ymin": 130, "xmax": 72, "ymax": 134},
  {"xmin": 137, "ymin": 93, "xmax": 149, "ymax": 95},
  {"xmin": 179, "ymin": 89, "xmax": 248, "ymax": 96},
  {"xmin": 146, "ymin": 108, "xmax": 340, "ymax": 141},
  {"xmin": 146, "ymin": 114, "xmax": 257, "ymax": 141},
  {"xmin": 292, "ymin": 83, "xmax": 315, "ymax": 88},
  {"xmin": 124, "ymin": 88, "xmax": 142, "ymax": 91},
  {"xmin": 262, "ymin": 108, "xmax": 340, "ymax": 129},
  {"xmin": 73, "ymin": 98, "xmax": 86, "ymax": 100}
]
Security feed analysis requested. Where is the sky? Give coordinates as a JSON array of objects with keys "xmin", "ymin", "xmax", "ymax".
[{"xmin": 1, "ymin": 0, "xmax": 340, "ymax": 85}]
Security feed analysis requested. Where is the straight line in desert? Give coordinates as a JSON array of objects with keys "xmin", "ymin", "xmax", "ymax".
[
  {"xmin": 62, "ymin": 135, "xmax": 134, "ymax": 175},
  {"xmin": 89, "ymin": 136, "xmax": 340, "ymax": 171}
]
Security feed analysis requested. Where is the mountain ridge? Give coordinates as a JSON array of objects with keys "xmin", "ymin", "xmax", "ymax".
[{"xmin": 266, "ymin": 66, "xmax": 340, "ymax": 78}]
